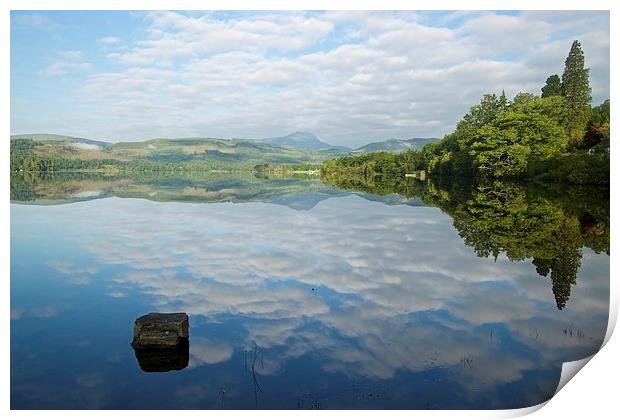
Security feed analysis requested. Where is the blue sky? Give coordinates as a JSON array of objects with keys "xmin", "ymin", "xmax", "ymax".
[{"xmin": 10, "ymin": 10, "xmax": 610, "ymax": 147}]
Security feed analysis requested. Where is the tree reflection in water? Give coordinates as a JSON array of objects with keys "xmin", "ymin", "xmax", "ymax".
[
  {"xmin": 324, "ymin": 174, "xmax": 609, "ymax": 310},
  {"xmin": 11, "ymin": 171, "xmax": 609, "ymax": 310}
]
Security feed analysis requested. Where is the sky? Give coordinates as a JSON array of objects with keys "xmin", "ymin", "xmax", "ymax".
[{"xmin": 10, "ymin": 10, "xmax": 610, "ymax": 148}]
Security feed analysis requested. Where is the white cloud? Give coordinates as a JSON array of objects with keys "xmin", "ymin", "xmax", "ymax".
[
  {"xmin": 15, "ymin": 11, "xmax": 610, "ymax": 146},
  {"xmin": 189, "ymin": 338, "xmax": 234, "ymax": 368},
  {"xmin": 39, "ymin": 50, "xmax": 92, "ymax": 77},
  {"xmin": 457, "ymin": 13, "xmax": 552, "ymax": 56},
  {"xmin": 12, "ymin": 13, "xmax": 59, "ymax": 30},
  {"xmin": 58, "ymin": 50, "xmax": 84, "ymax": 60},
  {"xmin": 107, "ymin": 11, "xmax": 334, "ymax": 66},
  {"xmin": 40, "ymin": 61, "xmax": 92, "ymax": 77},
  {"xmin": 98, "ymin": 36, "xmax": 121, "ymax": 45}
]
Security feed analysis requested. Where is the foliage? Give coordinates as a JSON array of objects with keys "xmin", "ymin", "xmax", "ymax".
[
  {"xmin": 253, "ymin": 163, "xmax": 321, "ymax": 175},
  {"xmin": 461, "ymin": 93, "xmax": 509, "ymax": 129},
  {"xmin": 471, "ymin": 96, "xmax": 568, "ymax": 178},
  {"xmin": 322, "ymin": 87, "xmax": 606, "ymax": 184},
  {"xmin": 322, "ymin": 151, "xmax": 411, "ymax": 179},
  {"xmin": 561, "ymin": 40, "xmax": 592, "ymax": 145},
  {"xmin": 10, "ymin": 138, "xmax": 124, "ymax": 173},
  {"xmin": 411, "ymin": 40, "xmax": 602, "ymax": 181},
  {"xmin": 584, "ymin": 99, "xmax": 610, "ymax": 146},
  {"xmin": 322, "ymin": 39, "xmax": 608, "ymax": 185},
  {"xmin": 512, "ymin": 92, "xmax": 538, "ymax": 105},
  {"xmin": 590, "ymin": 99, "xmax": 610, "ymax": 127},
  {"xmin": 541, "ymin": 74, "xmax": 562, "ymax": 98},
  {"xmin": 543, "ymin": 151, "xmax": 610, "ymax": 185}
]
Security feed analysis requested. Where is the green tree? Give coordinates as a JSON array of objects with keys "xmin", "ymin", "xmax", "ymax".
[
  {"xmin": 561, "ymin": 40, "xmax": 592, "ymax": 145},
  {"xmin": 461, "ymin": 93, "xmax": 506, "ymax": 129},
  {"xmin": 470, "ymin": 97, "xmax": 568, "ymax": 178},
  {"xmin": 584, "ymin": 99, "xmax": 610, "ymax": 145},
  {"xmin": 512, "ymin": 92, "xmax": 538, "ymax": 105},
  {"xmin": 541, "ymin": 74, "xmax": 562, "ymax": 98},
  {"xmin": 499, "ymin": 89, "xmax": 508, "ymax": 110},
  {"xmin": 590, "ymin": 99, "xmax": 610, "ymax": 127}
]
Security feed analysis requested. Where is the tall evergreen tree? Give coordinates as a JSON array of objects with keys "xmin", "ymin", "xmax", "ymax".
[
  {"xmin": 561, "ymin": 40, "xmax": 592, "ymax": 145},
  {"xmin": 499, "ymin": 89, "xmax": 508, "ymax": 111},
  {"xmin": 541, "ymin": 74, "xmax": 562, "ymax": 98}
]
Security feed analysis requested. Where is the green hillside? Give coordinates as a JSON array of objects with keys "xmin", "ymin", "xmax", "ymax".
[{"xmin": 10, "ymin": 134, "xmax": 350, "ymax": 172}]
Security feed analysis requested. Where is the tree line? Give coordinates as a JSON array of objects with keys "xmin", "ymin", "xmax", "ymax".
[{"xmin": 322, "ymin": 40, "xmax": 610, "ymax": 185}]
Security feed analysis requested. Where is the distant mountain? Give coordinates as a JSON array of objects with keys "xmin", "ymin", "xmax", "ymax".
[
  {"xmin": 10, "ymin": 132, "xmax": 438, "ymax": 173},
  {"xmin": 263, "ymin": 131, "xmax": 349, "ymax": 151},
  {"xmin": 354, "ymin": 137, "xmax": 439, "ymax": 153},
  {"xmin": 10, "ymin": 133, "xmax": 348, "ymax": 170}
]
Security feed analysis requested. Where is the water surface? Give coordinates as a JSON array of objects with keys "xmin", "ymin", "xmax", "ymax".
[{"xmin": 11, "ymin": 174, "xmax": 609, "ymax": 409}]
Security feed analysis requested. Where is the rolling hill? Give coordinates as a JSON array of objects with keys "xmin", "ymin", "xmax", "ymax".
[
  {"xmin": 10, "ymin": 133, "xmax": 349, "ymax": 170},
  {"xmin": 10, "ymin": 132, "xmax": 438, "ymax": 172}
]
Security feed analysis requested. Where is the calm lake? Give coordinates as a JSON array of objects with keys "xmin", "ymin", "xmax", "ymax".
[{"xmin": 10, "ymin": 174, "xmax": 610, "ymax": 409}]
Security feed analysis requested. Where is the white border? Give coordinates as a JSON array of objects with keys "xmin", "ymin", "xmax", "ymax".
[{"xmin": 2, "ymin": 1, "xmax": 617, "ymax": 419}]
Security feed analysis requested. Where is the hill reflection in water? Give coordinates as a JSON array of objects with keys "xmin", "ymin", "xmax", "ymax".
[{"xmin": 10, "ymin": 172, "xmax": 609, "ymax": 409}]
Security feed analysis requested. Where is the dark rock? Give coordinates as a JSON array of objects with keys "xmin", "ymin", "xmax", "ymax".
[
  {"xmin": 131, "ymin": 312, "xmax": 189, "ymax": 349},
  {"xmin": 133, "ymin": 340, "xmax": 189, "ymax": 372}
]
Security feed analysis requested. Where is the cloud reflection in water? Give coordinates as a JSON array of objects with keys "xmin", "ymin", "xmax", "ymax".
[{"xmin": 10, "ymin": 192, "xmax": 609, "ymax": 408}]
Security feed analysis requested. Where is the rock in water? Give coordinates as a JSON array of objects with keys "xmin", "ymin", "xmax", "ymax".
[
  {"xmin": 131, "ymin": 312, "xmax": 189, "ymax": 348},
  {"xmin": 133, "ymin": 341, "xmax": 189, "ymax": 372}
]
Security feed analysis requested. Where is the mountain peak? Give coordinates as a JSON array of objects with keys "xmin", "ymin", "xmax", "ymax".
[
  {"xmin": 355, "ymin": 137, "xmax": 439, "ymax": 153},
  {"xmin": 290, "ymin": 131, "xmax": 316, "ymax": 136},
  {"xmin": 263, "ymin": 131, "xmax": 348, "ymax": 151}
]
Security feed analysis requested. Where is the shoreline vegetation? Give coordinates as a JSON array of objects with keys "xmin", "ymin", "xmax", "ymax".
[
  {"xmin": 321, "ymin": 40, "xmax": 609, "ymax": 186},
  {"xmin": 10, "ymin": 40, "xmax": 609, "ymax": 187}
]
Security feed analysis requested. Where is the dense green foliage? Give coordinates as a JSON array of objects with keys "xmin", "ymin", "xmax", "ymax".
[
  {"xmin": 10, "ymin": 139, "xmax": 51, "ymax": 172},
  {"xmin": 591, "ymin": 99, "xmax": 610, "ymax": 128},
  {"xmin": 321, "ymin": 153, "xmax": 426, "ymax": 197},
  {"xmin": 471, "ymin": 96, "xmax": 568, "ymax": 178},
  {"xmin": 584, "ymin": 99, "xmax": 610, "ymax": 146},
  {"xmin": 10, "ymin": 138, "xmax": 122, "ymax": 172},
  {"xmin": 561, "ymin": 40, "xmax": 592, "ymax": 145},
  {"xmin": 323, "ymin": 93, "xmax": 609, "ymax": 183},
  {"xmin": 253, "ymin": 162, "xmax": 321, "ymax": 175},
  {"xmin": 321, "ymin": 151, "xmax": 427, "ymax": 191},
  {"xmin": 541, "ymin": 74, "xmax": 562, "ymax": 98},
  {"xmin": 529, "ymin": 150, "xmax": 610, "ymax": 185}
]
